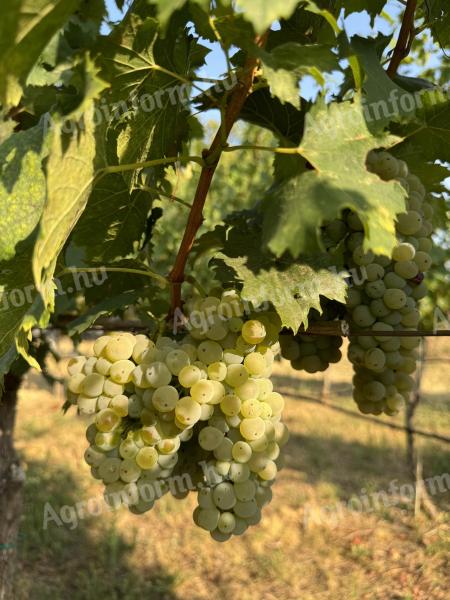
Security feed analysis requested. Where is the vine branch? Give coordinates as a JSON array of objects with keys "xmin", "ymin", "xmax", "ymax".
[
  {"xmin": 168, "ymin": 32, "xmax": 269, "ymax": 315},
  {"xmin": 386, "ymin": 0, "xmax": 418, "ymax": 78}
]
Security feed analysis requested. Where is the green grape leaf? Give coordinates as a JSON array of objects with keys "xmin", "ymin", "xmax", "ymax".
[
  {"xmin": 262, "ymin": 96, "xmax": 407, "ymax": 258},
  {"xmin": 67, "ymin": 289, "xmax": 147, "ymax": 336},
  {"xmin": 0, "ymin": 0, "xmax": 81, "ymax": 107},
  {"xmin": 239, "ymin": 88, "xmax": 306, "ymax": 144},
  {"xmin": 261, "ymin": 42, "xmax": 340, "ymax": 107},
  {"xmin": 234, "ymin": 0, "xmax": 300, "ymax": 34},
  {"xmin": 350, "ymin": 36, "xmax": 416, "ymax": 130},
  {"xmin": 211, "ymin": 211, "xmax": 347, "ymax": 331},
  {"xmin": 337, "ymin": 0, "xmax": 386, "ymax": 23},
  {"xmin": 153, "ymin": 0, "xmax": 210, "ymax": 27},
  {"xmin": 99, "ymin": 5, "xmax": 208, "ymax": 190},
  {"xmin": 391, "ymin": 94, "xmax": 450, "ymax": 180},
  {"xmin": 32, "ymin": 105, "xmax": 97, "ymax": 311},
  {"xmin": 0, "ymin": 237, "xmax": 48, "ymax": 384},
  {"xmin": 69, "ymin": 175, "xmax": 154, "ymax": 263},
  {"xmin": 0, "ymin": 122, "xmax": 48, "ymax": 261}
]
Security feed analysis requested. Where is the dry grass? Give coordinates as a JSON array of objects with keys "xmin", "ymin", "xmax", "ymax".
[{"xmin": 13, "ymin": 338, "xmax": 450, "ymax": 600}]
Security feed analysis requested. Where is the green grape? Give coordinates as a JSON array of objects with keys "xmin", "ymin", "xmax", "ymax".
[
  {"xmin": 234, "ymin": 479, "xmax": 256, "ymax": 502},
  {"xmin": 119, "ymin": 459, "xmax": 141, "ymax": 483},
  {"xmin": 197, "ymin": 341, "xmax": 223, "ymax": 364},
  {"xmin": 240, "ymin": 417, "xmax": 265, "ymax": 441},
  {"xmin": 401, "ymin": 309, "xmax": 420, "ymax": 327},
  {"xmin": 217, "ymin": 512, "xmax": 236, "ymax": 534},
  {"xmin": 103, "ymin": 379, "xmax": 124, "ymax": 398},
  {"xmin": 352, "ymin": 246, "xmax": 374, "ymax": 266},
  {"xmin": 119, "ymin": 438, "xmax": 139, "ymax": 459},
  {"xmin": 392, "ymin": 242, "xmax": 416, "ymax": 262},
  {"xmin": 152, "ymin": 385, "xmax": 178, "ymax": 412},
  {"xmin": 198, "ymin": 426, "xmax": 224, "ymax": 451},
  {"xmin": 244, "ymin": 352, "xmax": 267, "ymax": 376},
  {"xmin": 220, "ymin": 394, "xmax": 241, "ymax": 417},
  {"xmin": 207, "ymin": 361, "xmax": 227, "ymax": 381},
  {"xmin": 345, "ymin": 289, "xmax": 362, "ymax": 309},
  {"xmin": 241, "ymin": 320, "xmax": 266, "ymax": 344},
  {"xmin": 414, "ymin": 251, "xmax": 432, "ymax": 271},
  {"xmin": 104, "ymin": 336, "xmax": 134, "ymax": 362},
  {"xmin": 165, "ymin": 349, "xmax": 190, "ymax": 375},
  {"xmin": 235, "ymin": 380, "xmax": 259, "ymax": 401},
  {"xmin": 386, "ymin": 393, "xmax": 405, "ymax": 411},
  {"xmin": 365, "ymin": 263, "xmax": 385, "ymax": 282},
  {"xmin": 135, "ymin": 447, "xmax": 159, "ymax": 470},
  {"xmin": 140, "ymin": 425, "xmax": 161, "ymax": 445},
  {"xmin": 232, "ymin": 441, "xmax": 252, "ymax": 463},
  {"xmin": 223, "ymin": 348, "xmax": 244, "ymax": 364},
  {"xmin": 394, "ymin": 260, "xmax": 419, "ymax": 279},
  {"xmin": 178, "ymin": 365, "xmax": 202, "ymax": 388},
  {"xmin": 190, "ymin": 379, "xmax": 215, "ymax": 404},
  {"xmin": 240, "ymin": 399, "xmax": 262, "ymax": 418},
  {"xmin": 362, "ymin": 381, "xmax": 385, "ymax": 402},
  {"xmin": 109, "ymin": 394, "xmax": 129, "ymax": 417},
  {"xmin": 213, "ymin": 437, "xmax": 233, "ymax": 461},
  {"xmin": 84, "ymin": 446, "xmax": 106, "ymax": 467},
  {"xmin": 200, "ymin": 404, "xmax": 215, "ymax": 420},
  {"xmin": 364, "ymin": 348, "xmax": 386, "ymax": 371},
  {"xmin": 258, "ymin": 460, "xmax": 277, "ymax": 481},
  {"xmin": 383, "ymin": 288, "xmax": 407, "ymax": 310},
  {"xmin": 213, "ymin": 482, "xmax": 236, "ymax": 510},
  {"xmin": 144, "ymin": 362, "xmax": 172, "ymax": 387},
  {"xmin": 229, "ymin": 462, "xmax": 250, "ymax": 482},
  {"xmin": 397, "ymin": 211, "xmax": 422, "ymax": 236},
  {"xmin": 352, "ymin": 305, "xmax": 376, "ymax": 327},
  {"xmin": 95, "ymin": 408, "xmax": 121, "ymax": 433},
  {"xmin": 384, "ymin": 272, "xmax": 406, "ymax": 289},
  {"xmin": 365, "ymin": 280, "xmax": 386, "ymax": 299},
  {"xmin": 99, "ymin": 458, "xmax": 122, "ymax": 484},
  {"xmin": 233, "ymin": 499, "xmax": 258, "ymax": 519},
  {"xmin": 225, "ymin": 364, "xmax": 249, "ymax": 387},
  {"xmin": 266, "ymin": 392, "xmax": 284, "ymax": 415},
  {"xmin": 77, "ymin": 395, "xmax": 98, "ymax": 415},
  {"xmin": 175, "ymin": 397, "xmax": 202, "ymax": 426},
  {"xmin": 417, "ymin": 237, "xmax": 432, "ymax": 253},
  {"xmin": 93, "ymin": 336, "xmax": 110, "ymax": 357},
  {"xmin": 196, "ymin": 507, "xmax": 221, "ymax": 532}
]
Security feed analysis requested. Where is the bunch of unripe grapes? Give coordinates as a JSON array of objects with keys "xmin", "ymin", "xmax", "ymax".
[
  {"xmin": 279, "ymin": 300, "xmax": 344, "ymax": 373},
  {"xmin": 66, "ymin": 290, "xmax": 289, "ymax": 541},
  {"xmin": 324, "ymin": 151, "xmax": 433, "ymax": 416}
]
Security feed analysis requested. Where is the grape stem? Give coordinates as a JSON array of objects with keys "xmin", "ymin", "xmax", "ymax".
[
  {"xmin": 386, "ymin": 0, "xmax": 417, "ymax": 78},
  {"xmin": 168, "ymin": 31, "xmax": 269, "ymax": 316},
  {"xmin": 58, "ymin": 267, "xmax": 168, "ymax": 287}
]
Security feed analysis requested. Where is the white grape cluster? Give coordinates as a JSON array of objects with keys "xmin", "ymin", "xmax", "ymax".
[
  {"xmin": 327, "ymin": 151, "xmax": 432, "ymax": 415},
  {"xmin": 66, "ymin": 290, "xmax": 289, "ymax": 540},
  {"xmin": 279, "ymin": 300, "xmax": 343, "ymax": 373}
]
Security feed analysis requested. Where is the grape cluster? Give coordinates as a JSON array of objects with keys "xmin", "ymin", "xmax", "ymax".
[
  {"xmin": 279, "ymin": 300, "xmax": 344, "ymax": 373},
  {"xmin": 325, "ymin": 151, "xmax": 432, "ymax": 415},
  {"xmin": 66, "ymin": 290, "xmax": 289, "ymax": 540}
]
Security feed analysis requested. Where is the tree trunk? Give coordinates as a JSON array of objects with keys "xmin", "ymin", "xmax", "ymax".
[{"xmin": 0, "ymin": 373, "xmax": 24, "ymax": 600}]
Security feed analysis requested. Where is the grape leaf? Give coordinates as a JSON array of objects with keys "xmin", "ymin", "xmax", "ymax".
[
  {"xmin": 234, "ymin": 0, "xmax": 300, "ymax": 34},
  {"xmin": 239, "ymin": 88, "xmax": 306, "ymax": 144},
  {"xmin": 211, "ymin": 211, "xmax": 347, "ymax": 331},
  {"xmin": 0, "ymin": 236, "xmax": 48, "ymax": 383},
  {"xmin": 32, "ymin": 105, "xmax": 97, "ymax": 311},
  {"xmin": 350, "ymin": 36, "xmax": 416, "ymax": 130},
  {"xmin": 0, "ymin": 122, "xmax": 48, "ymax": 261},
  {"xmin": 67, "ymin": 289, "xmax": 147, "ymax": 336},
  {"xmin": 391, "ymin": 94, "xmax": 450, "ymax": 179},
  {"xmin": 0, "ymin": 0, "xmax": 81, "ymax": 107},
  {"xmin": 262, "ymin": 96, "xmax": 407, "ymax": 258},
  {"xmin": 337, "ymin": 0, "xmax": 386, "ymax": 23},
  {"xmin": 69, "ymin": 176, "xmax": 154, "ymax": 263},
  {"xmin": 261, "ymin": 42, "xmax": 339, "ymax": 107},
  {"xmin": 99, "ymin": 5, "xmax": 208, "ymax": 189}
]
